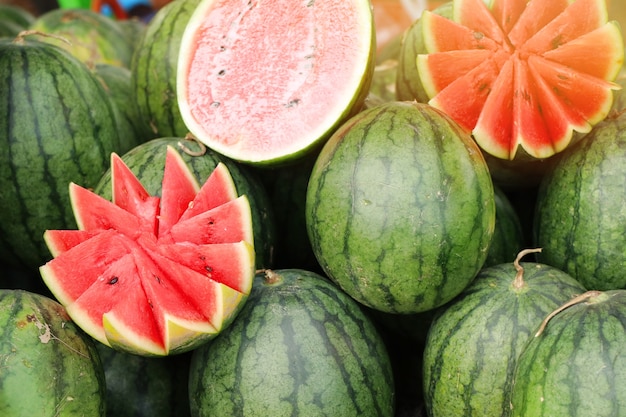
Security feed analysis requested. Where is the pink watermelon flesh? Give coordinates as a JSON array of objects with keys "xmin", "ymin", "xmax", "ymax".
[
  {"xmin": 176, "ymin": 0, "xmax": 375, "ymax": 164},
  {"xmin": 418, "ymin": 0, "xmax": 624, "ymax": 160},
  {"xmin": 40, "ymin": 146, "xmax": 255, "ymax": 356}
]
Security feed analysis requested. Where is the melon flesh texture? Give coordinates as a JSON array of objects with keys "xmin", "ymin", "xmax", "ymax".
[
  {"xmin": 417, "ymin": 0, "xmax": 624, "ymax": 160},
  {"xmin": 177, "ymin": 0, "xmax": 375, "ymax": 164},
  {"xmin": 40, "ymin": 146, "xmax": 255, "ymax": 356}
]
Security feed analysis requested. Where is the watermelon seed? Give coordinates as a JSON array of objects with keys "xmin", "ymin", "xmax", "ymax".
[
  {"xmin": 108, "ymin": 277, "xmax": 119, "ymax": 285},
  {"xmin": 218, "ymin": 70, "xmax": 226, "ymax": 76}
]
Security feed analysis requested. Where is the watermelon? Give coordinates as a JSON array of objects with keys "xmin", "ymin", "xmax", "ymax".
[
  {"xmin": 176, "ymin": 0, "xmax": 376, "ymax": 165},
  {"xmin": 509, "ymin": 289, "xmax": 626, "ymax": 416},
  {"xmin": 416, "ymin": 0, "xmax": 624, "ymax": 160},
  {"xmin": 39, "ymin": 146, "xmax": 256, "ymax": 356},
  {"xmin": 483, "ymin": 186, "xmax": 525, "ymax": 267},
  {"xmin": 188, "ymin": 268, "xmax": 395, "ymax": 417},
  {"xmin": 94, "ymin": 136, "xmax": 277, "ymax": 270},
  {"xmin": 423, "ymin": 249, "xmax": 586, "ymax": 417},
  {"xmin": 0, "ymin": 37, "xmax": 122, "ymax": 270},
  {"xmin": 27, "ymin": 8, "xmax": 134, "ymax": 67},
  {"xmin": 0, "ymin": 4, "xmax": 35, "ymax": 37},
  {"xmin": 96, "ymin": 344, "xmax": 191, "ymax": 416},
  {"xmin": 306, "ymin": 101, "xmax": 495, "ymax": 314},
  {"xmin": 94, "ymin": 63, "xmax": 151, "ymax": 153},
  {"xmin": 131, "ymin": 0, "xmax": 202, "ymax": 139},
  {"xmin": 0, "ymin": 289, "xmax": 106, "ymax": 416},
  {"xmin": 534, "ymin": 110, "xmax": 626, "ymax": 290}
]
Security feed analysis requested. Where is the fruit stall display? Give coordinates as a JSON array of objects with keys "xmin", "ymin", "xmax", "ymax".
[{"xmin": 0, "ymin": 0, "xmax": 625, "ymax": 416}]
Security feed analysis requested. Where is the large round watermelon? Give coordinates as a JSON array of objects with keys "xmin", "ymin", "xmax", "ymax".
[
  {"xmin": 0, "ymin": 289, "xmax": 106, "ymax": 416},
  {"xmin": 306, "ymin": 101, "xmax": 495, "ymax": 314},
  {"xmin": 0, "ymin": 37, "xmax": 122, "ymax": 270},
  {"xmin": 509, "ymin": 289, "xmax": 626, "ymax": 416},
  {"xmin": 188, "ymin": 269, "xmax": 395, "ymax": 417},
  {"xmin": 534, "ymin": 110, "xmax": 626, "ymax": 290}
]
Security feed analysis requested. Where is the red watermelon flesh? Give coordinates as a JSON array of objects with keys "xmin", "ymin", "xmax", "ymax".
[
  {"xmin": 40, "ymin": 146, "xmax": 255, "ymax": 356},
  {"xmin": 417, "ymin": 0, "xmax": 624, "ymax": 160},
  {"xmin": 176, "ymin": 0, "xmax": 375, "ymax": 165}
]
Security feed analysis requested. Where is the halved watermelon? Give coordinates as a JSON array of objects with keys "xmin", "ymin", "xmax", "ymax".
[
  {"xmin": 176, "ymin": 0, "xmax": 376, "ymax": 165},
  {"xmin": 39, "ymin": 146, "xmax": 255, "ymax": 356},
  {"xmin": 417, "ymin": 0, "xmax": 624, "ymax": 160}
]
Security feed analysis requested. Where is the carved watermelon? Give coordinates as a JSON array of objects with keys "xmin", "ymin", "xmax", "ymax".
[
  {"xmin": 416, "ymin": 0, "xmax": 624, "ymax": 160},
  {"xmin": 39, "ymin": 146, "xmax": 256, "ymax": 356}
]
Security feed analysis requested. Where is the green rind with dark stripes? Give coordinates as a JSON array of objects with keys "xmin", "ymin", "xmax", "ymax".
[
  {"xmin": 96, "ymin": 343, "xmax": 191, "ymax": 417},
  {"xmin": 0, "ymin": 289, "xmax": 105, "ymax": 416},
  {"xmin": 509, "ymin": 290, "xmax": 626, "ymax": 417},
  {"xmin": 130, "ymin": 0, "xmax": 201, "ymax": 139},
  {"xmin": 94, "ymin": 137, "xmax": 276, "ymax": 269},
  {"xmin": 188, "ymin": 269, "xmax": 395, "ymax": 417},
  {"xmin": 534, "ymin": 112, "xmax": 626, "ymax": 290},
  {"xmin": 0, "ymin": 38, "xmax": 121, "ymax": 269},
  {"xmin": 423, "ymin": 261, "xmax": 586, "ymax": 417},
  {"xmin": 395, "ymin": 2, "xmax": 452, "ymax": 102},
  {"xmin": 483, "ymin": 186, "xmax": 525, "ymax": 267},
  {"xmin": 305, "ymin": 101, "xmax": 495, "ymax": 314}
]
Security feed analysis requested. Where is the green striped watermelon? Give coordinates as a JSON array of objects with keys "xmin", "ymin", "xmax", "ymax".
[
  {"xmin": 0, "ymin": 4, "xmax": 35, "ymax": 37},
  {"xmin": 94, "ymin": 136, "xmax": 276, "ymax": 269},
  {"xmin": 534, "ymin": 110, "xmax": 626, "ymax": 290},
  {"xmin": 0, "ymin": 37, "xmax": 122, "ymax": 270},
  {"xmin": 423, "ymin": 249, "xmax": 586, "ymax": 417},
  {"xmin": 40, "ymin": 146, "xmax": 256, "ymax": 356},
  {"xmin": 509, "ymin": 289, "xmax": 626, "ymax": 416},
  {"xmin": 0, "ymin": 289, "xmax": 105, "ymax": 416},
  {"xmin": 28, "ymin": 8, "xmax": 134, "ymax": 68},
  {"xmin": 484, "ymin": 186, "xmax": 525, "ymax": 267},
  {"xmin": 188, "ymin": 268, "xmax": 395, "ymax": 417},
  {"xmin": 96, "ymin": 344, "xmax": 191, "ymax": 417},
  {"xmin": 131, "ymin": 0, "xmax": 201, "ymax": 139},
  {"xmin": 306, "ymin": 101, "xmax": 495, "ymax": 314}
]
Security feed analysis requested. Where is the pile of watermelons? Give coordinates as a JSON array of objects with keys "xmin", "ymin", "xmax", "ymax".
[{"xmin": 1, "ymin": 0, "xmax": 626, "ymax": 416}]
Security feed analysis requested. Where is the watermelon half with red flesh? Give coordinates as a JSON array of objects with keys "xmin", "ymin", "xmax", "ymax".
[
  {"xmin": 176, "ymin": 0, "xmax": 376, "ymax": 165},
  {"xmin": 417, "ymin": 0, "xmax": 624, "ymax": 160},
  {"xmin": 39, "ymin": 146, "xmax": 255, "ymax": 356}
]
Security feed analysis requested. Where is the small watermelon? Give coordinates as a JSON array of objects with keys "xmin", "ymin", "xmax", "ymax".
[
  {"xmin": 188, "ymin": 269, "xmax": 395, "ymax": 417},
  {"xmin": 509, "ymin": 289, "xmax": 626, "ymax": 416},
  {"xmin": 0, "ymin": 289, "xmax": 106, "ymax": 416},
  {"xmin": 176, "ymin": 0, "xmax": 376, "ymax": 165},
  {"xmin": 306, "ymin": 101, "xmax": 495, "ymax": 314},
  {"xmin": 39, "ymin": 146, "xmax": 256, "ymax": 356},
  {"xmin": 423, "ymin": 249, "xmax": 586, "ymax": 417},
  {"xmin": 417, "ymin": 0, "xmax": 624, "ymax": 160},
  {"xmin": 27, "ymin": 8, "xmax": 134, "ymax": 67}
]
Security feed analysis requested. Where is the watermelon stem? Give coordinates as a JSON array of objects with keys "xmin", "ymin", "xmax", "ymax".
[
  {"xmin": 534, "ymin": 290, "xmax": 603, "ymax": 337},
  {"xmin": 262, "ymin": 269, "xmax": 283, "ymax": 286},
  {"xmin": 512, "ymin": 248, "xmax": 542, "ymax": 290},
  {"xmin": 177, "ymin": 134, "xmax": 207, "ymax": 157}
]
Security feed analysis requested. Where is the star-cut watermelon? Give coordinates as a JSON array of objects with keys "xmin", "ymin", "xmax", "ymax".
[
  {"xmin": 417, "ymin": 0, "xmax": 624, "ymax": 160},
  {"xmin": 39, "ymin": 146, "xmax": 255, "ymax": 356}
]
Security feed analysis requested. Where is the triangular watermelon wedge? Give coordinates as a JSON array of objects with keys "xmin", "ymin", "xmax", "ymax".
[
  {"xmin": 40, "ymin": 147, "xmax": 256, "ymax": 356},
  {"xmin": 417, "ymin": 0, "xmax": 624, "ymax": 160}
]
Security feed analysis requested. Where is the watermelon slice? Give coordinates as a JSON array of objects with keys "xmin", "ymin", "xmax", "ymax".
[
  {"xmin": 417, "ymin": 0, "xmax": 624, "ymax": 160},
  {"xmin": 39, "ymin": 146, "xmax": 255, "ymax": 356},
  {"xmin": 176, "ymin": 0, "xmax": 376, "ymax": 165}
]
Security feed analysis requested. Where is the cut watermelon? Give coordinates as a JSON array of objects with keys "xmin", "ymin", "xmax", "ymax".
[
  {"xmin": 176, "ymin": 0, "xmax": 376, "ymax": 165},
  {"xmin": 39, "ymin": 146, "xmax": 255, "ymax": 356},
  {"xmin": 417, "ymin": 0, "xmax": 624, "ymax": 159}
]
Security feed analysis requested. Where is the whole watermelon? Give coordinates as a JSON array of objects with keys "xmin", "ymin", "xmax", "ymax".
[
  {"xmin": 509, "ymin": 289, "xmax": 626, "ymax": 417},
  {"xmin": 0, "ymin": 37, "xmax": 122, "ymax": 270},
  {"xmin": 131, "ymin": 0, "xmax": 201, "ymax": 138},
  {"xmin": 534, "ymin": 111, "xmax": 626, "ymax": 290},
  {"xmin": 0, "ymin": 289, "xmax": 106, "ymax": 416},
  {"xmin": 306, "ymin": 101, "xmax": 495, "ymax": 314},
  {"xmin": 423, "ymin": 250, "xmax": 586, "ymax": 417},
  {"xmin": 188, "ymin": 269, "xmax": 395, "ymax": 417}
]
